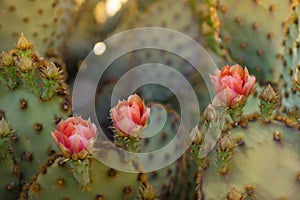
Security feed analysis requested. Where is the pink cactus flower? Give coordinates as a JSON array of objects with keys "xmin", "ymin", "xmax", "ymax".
[
  {"xmin": 110, "ymin": 94, "xmax": 150, "ymax": 137},
  {"xmin": 52, "ymin": 116, "xmax": 97, "ymax": 160},
  {"xmin": 210, "ymin": 64, "xmax": 256, "ymax": 106}
]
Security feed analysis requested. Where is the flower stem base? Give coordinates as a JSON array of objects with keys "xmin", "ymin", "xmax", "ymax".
[
  {"xmin": 68, "ymin": 158, "xmax": 91, "ymax": 189},
  {"xmin": 228, "ymin": 96, "xmax": 246, "ymax": 123},
  {"xmin": 114, "ymin": 135, "xmax": 141, "ymax": 153}
]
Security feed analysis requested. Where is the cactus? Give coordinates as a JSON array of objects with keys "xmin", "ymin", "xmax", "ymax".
[
  {"xmin": 280, "ymin": 2, "xmax": 300, "ymax": 114},
  {"xmin": 2, "ymin": 1, "xmax": 300, "ymax": 200},
  {"xmin": 206, "ymin": 0, "xmax": 295, "ymax": 82},
  {"xmin": 20, "ymin": 152, "xmax": 144, "ymax": 200},
  {"xmin": 0, "ymin": 118, "xmax": 21, "ymax": 200},
  {"xmin": 0, "ymin": 35, "xmax": 71, "ymax": 182},
  {"xmin": 140, "ymin": 106, "xmax": 181, "ymax": 198},
  {"xmin": 96, "ymin": 88, "xmax": 184, "ymax": 198},
  {"xmin": 0, "ymin": 0, "xmax": 75, "ymax": 55},
  {"xmin": 199, "ymin": 115, "xmax": 300, "ymax": 199},
  {"xmin": 193, "ymin": 81, "xmax": 300, "ymax": 199},
  {"xmin": 120, "ymin": 0, "xmax": 204, "ymax": 102}
]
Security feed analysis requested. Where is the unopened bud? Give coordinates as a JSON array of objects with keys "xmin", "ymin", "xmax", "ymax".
[
  {"xmin": 259, "ymin": 84, "xmax": 278, "ymax": 103},
  {"xmin": 0, "ymin": 52, "xmax": 14, "ymax": 66},
  {"xmin": 191, "ymin": 125, "xmax": 203, "ymax": 145},
  {"xmin": 0, "ymin": 118, "xmax": 11, "ymax": 137},
  {"xmin": 219, "ymin": 134, "xmax": 234, "ymax": 152},
  {"xmin": 17, "ymin": 56, "xmax": 32, "ymax": 72},
  {"xmin": 203, "ymin": 104, "xmax": 217, "ymax": 124},
  {"xmin": 226, "ymin": 186, "xmax": 243, "ymax": 200},
  {"xmin": 42, "ymin": 62, "xmax": 60, "ymax": 79},
  {"xmin": 16, "ymin": 34, "xmax": 32, "ymax": 51},
  {"xmin": 137, "ymin": 184, "xmax": 159, "ymax": 200}
]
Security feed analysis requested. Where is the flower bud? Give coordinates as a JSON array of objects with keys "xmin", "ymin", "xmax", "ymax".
[
  {"xmin": 203, "ymin": 104, "xmax": 217, "ymax": 124},
  {"xmin": 110, "ymin": 94, "xmax": 150, "ymax": 137},
  {"xmin": 259, "ymin": 84, "xmax": 278, "ymax": 103},
  {"xmin": 219, "ymin": 134, "xmax": 234, "ymax": 152},
  {"xmin": 137, "ymin": 184, "xmax": 158, "ymax": 200},
  {"xmin": 16, "ymin": 34, "xmax": 33, "ymax": 51},
  {"xmin": 0, "ymin": 118, "xmax": 11, "ymax": 137},
  {"xmin": 191, "ymin": 125, "xmax": 203, "ymax": 145},
  {"xmin": 42, "ymin": 62, "xmax": 61, "ymax": 79},
  {"xmin": 259, "ymin": 84, "xmax": 279, "ymax": 122},
  {"xmin": 0, "ymin": 52, "xmax": 14, "ymax": 66},
  {"xmin": 52, "ymin": 116, "xmax": 97, "ymax": 160},
  {"xmin": 210, "ymin": 64, "xmax": 256, "ymax": 107},
  {"xmin": 226, "ymin": 186, "xmax": 243, "ymax": 200},
  {"xmin": 17, "ymin": 56, "xmax": 32, "ymax": 72}
]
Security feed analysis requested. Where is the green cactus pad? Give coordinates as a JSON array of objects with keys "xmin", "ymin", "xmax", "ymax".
[
  {"xmin": 0, "ymin": 0, "xmax": 75, "ymax": 55},
  {"xmin": 140, "ymin": 106, "xmax": 179, "ymax": 198},
  {"xmin": 200, "ymin": 117, "xmax": 300, "ymax": 199},
  {"xmin": 22, "ymin": 152, "xmax": 143, "ymax": 200},
  {"xmin": 96, "ymin": 90, "xmax": 190, "ymax": 198},
  {"xmin": 0, "ymin": 85, "xmax": 70, "ymax": 181},
  {"xmin": 0, "ymin": 122, "xmax": 21, "ymax": 200},
  {"xmin": 96, "ymin": 92, "xmax": 186, "ymax": 198},
  {"xmin": 208, "ymin": 0, "xmax": 295, "ymax": 82},
  {"xmin": 0, "ymin": 36, "xmax": 71, "ymax": 181},
  {"xmin": 127, "ymin": 0, "xmax": 204, "ymax": 102},
  {"xmin": 280, "ymin": 2, "xmax": 300, "ymax": 112}
]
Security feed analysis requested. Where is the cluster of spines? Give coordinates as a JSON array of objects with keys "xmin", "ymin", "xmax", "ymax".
[
  {"xmin": 0, "ymin": 34, "xmax": 71, "ymax": 188},
  {"xmin": 0, "ymin": 34, "xmax": 69, "ymax": 102}
]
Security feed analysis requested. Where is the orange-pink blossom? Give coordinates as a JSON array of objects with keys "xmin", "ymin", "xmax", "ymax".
[
  {"xmin": 110, "ymin": 94, "xmax": 150, "ymax": 137},
  {"xmin": 52, "ymin": 116, "xmax": 97, "ymax": 160},
  {"xmin": 210, "ymin": 64, "xmax": 256, "ymax": 106}
]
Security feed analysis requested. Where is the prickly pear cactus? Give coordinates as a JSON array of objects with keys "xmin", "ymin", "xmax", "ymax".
[
  {"xmin": 207, "ymin": 0, "xmax": 296, "ymax": 82},
  {"xmin": 127, "ymin": 0, "xmax": 204, "ymax": 102},
  {"xmin": 96, "ymin": 89, "xmax": 183, "ymax": 198},
  {"xmin": 0, "ymin": 0, "xmax": 75, "ymax": 54},
  {"xmin": 0, "ymin": 35, "xmax": 71, "ymax": 181},
  {"xmin": 21, "ymin": 152, "xmax": 144, "ymax": 200},
  {"xmin": 280, "ymin": 2, "xmax": 300, "ymax": 112},
  {"xmin": 195, "ymin": 82, "xmax": 300, "ymax": 199},
  {"xmin": 200, "ymin": 115, "xmax": 300, "ymax": 199},
  {"xmin": 0, "ymin": 118, "xmax": 21, "ymax": 200},
  {"xmin": 140, "ymin": 106, "xmax": 181, "ymax": 198}
]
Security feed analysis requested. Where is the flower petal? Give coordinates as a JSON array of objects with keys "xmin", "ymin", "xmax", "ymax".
[
  {"xmin": 220, "ymin": 65, "xmax": 231, "ymax": 77},
  {"xmin": 59, "ymin": 143, "xmax": 72, "ymax": 158},
  {"xmin": 210, "ymin": 74, "xmax": 225, "ymax": 93},
  {"xmin": 243, "ymin": 67, "xmax": 249, "ymax": 83},
  {"xmin": 216, "ymin": 87, "xmax": 239, "ymax": 106},
  {"xmin": 140, "ymin": 107, "xmax": 150, "ymax": 126},
  {"xmin": 129, "ymin": 125, "xmax": 144, "ymax": 137},
  {"xmin": 116, "ymin": 117, "xmax": 138, "ymax": 136},
  {"xmin": 230, "ymin": 64, "xmax": 244, "ymax": 77},
  {"xmin": 242, "ymin": 75, "xmax": 256, "ymax": 96},
  {"xmin": 128, "ymin": 94, "xmax": 144, "ymax": 112},
  {"xmin": 68, "ymin": 134, "xmax": 86, "ymax": 153},
  {"xmin": 129, "ymin": 103, "xmax": 142, "ymax": 124},
  {"xmin": 221, "ymin": 75, "xmax": 243, "ymax": 94}
]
